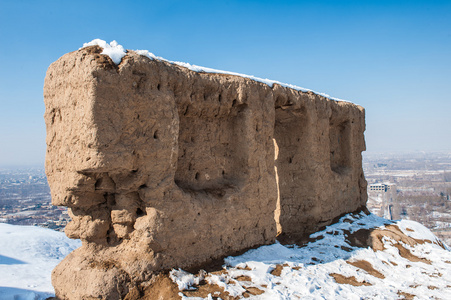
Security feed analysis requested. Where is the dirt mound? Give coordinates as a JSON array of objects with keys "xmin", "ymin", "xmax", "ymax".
[{"xmin": 345, "ymin": 224, "xmax": 445, "ymax": 264}]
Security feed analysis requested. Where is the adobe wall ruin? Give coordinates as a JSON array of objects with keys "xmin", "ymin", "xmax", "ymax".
[{"xmin": 44, "ymin": 45, "xmax": 367, "ymax": 299}]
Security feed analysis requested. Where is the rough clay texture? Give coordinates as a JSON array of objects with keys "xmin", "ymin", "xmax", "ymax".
[{"xmin": 44, "ymin": 46, "xmax": 367, "ymax": 299}]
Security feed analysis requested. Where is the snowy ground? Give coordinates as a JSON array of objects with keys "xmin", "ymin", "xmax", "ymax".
[
  {"xmin": 0, "ymin": 223, "xmax": 81, "ymax": 300},
  {"xmin": 1, "ymin": 213, "xmax": 450, "ymax": 300},
  {"xmin": 171, "ymin": 212, "xmax": 451, "ymax": 300}
]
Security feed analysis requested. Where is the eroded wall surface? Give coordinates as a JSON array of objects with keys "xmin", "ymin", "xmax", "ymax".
[{"xmin": 44, "ymin": 46, "xmax": 366, "ymax": 299}]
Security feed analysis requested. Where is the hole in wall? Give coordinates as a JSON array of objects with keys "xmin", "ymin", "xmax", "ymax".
[
  {"xmin": 105, "ymin": 193, "xmax": 116, "ymax": 206},
  {"xmin": 95, "ymin": 178, "xmax": 102, "ymax": 190},
  {"xmin": 183, "ymin": 105, "xmax": 190, "ymax": 116},
  {"xmin": 136, "ymin": 208, "xmax": 145, "ymax": 217}
]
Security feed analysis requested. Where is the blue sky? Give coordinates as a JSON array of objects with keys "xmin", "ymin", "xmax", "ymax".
[{"xmin": 0, "ymin": 0, "xmax": 450, "ymax": 166}]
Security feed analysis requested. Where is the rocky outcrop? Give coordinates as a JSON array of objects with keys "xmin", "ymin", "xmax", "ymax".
[{"xmin": 44, "ymin": 45, "xmax": 367, "ymax": 299}]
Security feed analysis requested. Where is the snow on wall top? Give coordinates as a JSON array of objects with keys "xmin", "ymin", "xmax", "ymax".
[{"xmin": 81, "ymin": 39, "xmax": 349, "ymax": 103}]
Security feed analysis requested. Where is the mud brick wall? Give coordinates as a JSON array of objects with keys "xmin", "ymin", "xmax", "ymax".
[{"xmin": 44, "ymin": 46, "xmax": 366, "ymax": 299}]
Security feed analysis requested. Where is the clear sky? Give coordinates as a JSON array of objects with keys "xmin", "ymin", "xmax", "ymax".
[{"xmin": 0, "ymin": 0, "xmax": 450, "ymax": 166}]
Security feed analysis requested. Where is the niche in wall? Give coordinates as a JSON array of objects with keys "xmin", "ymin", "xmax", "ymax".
[
  {"xmin": 273, "ymin": 105, "xmax": 312, "ymax": 233},
  {"xmin": 175, "ymin": 99, "xmax": 249, "ymax": 193},
  {"xmin": 329, "ymin": 120, "xmax": 351, "ymax": 174}
]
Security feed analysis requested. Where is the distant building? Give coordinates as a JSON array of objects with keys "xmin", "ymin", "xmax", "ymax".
[
  {"xmin": 367, "ymin": 183, "xmax": 397, "ymax": 220},
  {"xmin": 368, "ymin": 183, "xmax": 395, "ymax": 193}
]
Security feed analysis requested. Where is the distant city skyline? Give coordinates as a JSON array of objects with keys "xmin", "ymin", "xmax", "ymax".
[{"xmin": 1, "ymin": 0, "xmax": 450, "ymax": 166}]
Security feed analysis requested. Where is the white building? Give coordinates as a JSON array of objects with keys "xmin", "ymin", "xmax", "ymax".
[
  {"xmin": 367, "ymin": 183, "xmax": 397, "ymax": 219},
  {"xmin": 368, "ymin": 183, "xmax": 395, "ymax": 193}
]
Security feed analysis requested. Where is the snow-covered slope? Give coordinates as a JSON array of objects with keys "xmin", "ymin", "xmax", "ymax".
[
  {"xmin": 1, "ymin": 213, "xmax": 450, "ymax": 300},
  {"xmin": 0, "ymin": 223, "xmax": 81, "ymax": 300},
  {"xmin": 170, "ymin": 212, "xmax": 451, "ymax": 300}
]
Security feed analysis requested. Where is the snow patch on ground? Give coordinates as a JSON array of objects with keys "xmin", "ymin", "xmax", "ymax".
[
  {"xmin": 170, "ymin": 269, "xmax": 205, "ymax": 291},
  {"xmin": 0, "ymin": 223, "xmax": 81, "ymax": 300},
  {"xmin": 81, "ymin": 39, "xmax": 349, "ymax": 102},
  {"xmin": 397, "ymin": 219, "xmax": 445, "ymax": 246}
]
